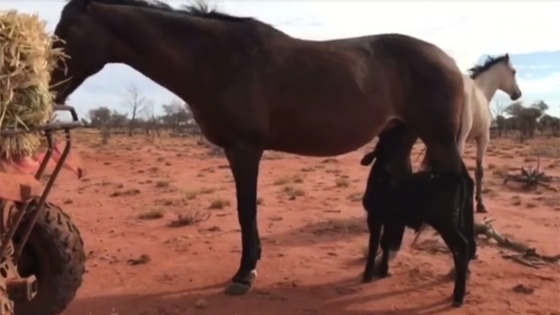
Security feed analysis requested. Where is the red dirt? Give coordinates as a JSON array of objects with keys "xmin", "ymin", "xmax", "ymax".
[{"xmin": 53, "ymin": 131, "xmax": 559, "ymax": 315}]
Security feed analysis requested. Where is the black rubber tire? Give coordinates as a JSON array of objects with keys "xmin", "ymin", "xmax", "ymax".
[{"xmin": 13, "ymin": 201, "xmax": 85, "ymax": 315}]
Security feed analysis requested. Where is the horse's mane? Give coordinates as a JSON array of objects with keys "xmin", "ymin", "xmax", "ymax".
[
  {"xmin": 468, "ymin": 54, "xmax": 510, "ymax": 79},
  {"xmin": 81, "ymin": 0, "xmax": 254, "ymax": 22}
]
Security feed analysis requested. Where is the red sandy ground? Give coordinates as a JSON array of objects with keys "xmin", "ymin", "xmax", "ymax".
[{"xmin": 52, "ymin": 131, "xmax": 559, "ymax": 315}]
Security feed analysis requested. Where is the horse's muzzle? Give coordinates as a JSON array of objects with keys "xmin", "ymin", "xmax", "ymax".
[{"xmin": 511, "ymin": 90, "xmax": 522, "ymax": 100}]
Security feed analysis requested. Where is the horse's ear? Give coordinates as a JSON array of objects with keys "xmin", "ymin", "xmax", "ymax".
[
  {"xmin": 505, "ymin": 53, "xmax": 510, "ymax": 61},
  {"xmin": 360, "ymin": 150, "xmax": 376, "ymax": 166}
]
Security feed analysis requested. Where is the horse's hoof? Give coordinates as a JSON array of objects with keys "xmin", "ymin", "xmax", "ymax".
[
  {"xmin": 224, "ymin": 282, "xmax": 251, "ymax": 296},
  {"xmin": 451, "ymin": 299, "xmax": 463, "ymax": 307},
  {"xmin": 362, "ymin": 273, "xmax": 373, "ymax": 283},
  {"xmin": 476, "ymin": 204, "xmax": 488, "ymax": 213},
  {"xmin": 377, "ymin": 268, "xmax": 392, "ymax": 278}
]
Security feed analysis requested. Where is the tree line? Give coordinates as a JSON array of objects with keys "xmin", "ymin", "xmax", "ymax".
[
  {"xmin": 491, "ymin": 99, "xmax": 560, "ymax": 140},
  {"xmin": 83, "ymin": 85, "xmax": 201, "ymax": 139}
]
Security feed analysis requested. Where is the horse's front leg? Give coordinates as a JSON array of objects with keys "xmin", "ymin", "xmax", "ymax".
[{"xmin": 223, "ymin": 142, "xmax": 263, "ymax": 296}]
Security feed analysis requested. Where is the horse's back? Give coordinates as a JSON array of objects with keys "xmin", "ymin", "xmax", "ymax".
[{"xmin": 364, "ymin": 34, "xmax": 463, "ymax": 129}]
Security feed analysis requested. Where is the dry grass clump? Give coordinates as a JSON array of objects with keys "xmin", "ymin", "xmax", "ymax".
[{"xmin": 0, "ymin": 10, "xmax": 67, "ymax": 158}]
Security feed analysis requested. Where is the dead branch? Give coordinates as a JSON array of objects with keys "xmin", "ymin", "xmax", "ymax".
[
  {"xmin": 412, "ymin": 218, "xmax": 560, "ymax": 269},
  {"xmin": 474, "ymin": 218, "xmax": 560, "ymax": 267}
]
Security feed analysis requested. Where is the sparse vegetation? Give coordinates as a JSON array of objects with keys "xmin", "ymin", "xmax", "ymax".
[
  {"xmin": 167, "ymin": 211, "xmax": 211, "ymax": 228},
  {"xmin": 335, "ymin": 177, "xmax": 349, "ymax": 188},
  {"xmin": 347, "ymin": 192, "xmax": 362, "ymax": 202},
  {"xmin": 273, "ymin": 174, "xmax": 305, "ymax": 186},
  {"xmin": 138, "ymin": 208, "xmax": 165, "ymax": 220},
  {"xmin": 209, "ymin": 198, "xmax": 230, "ymax": 209},
  {"xmin": 503, "ymin": 157, "xmax": 557, "ymax": 191},
  {"xmin": 282, "ymin": 185, "xmax": 305, "ymax": 199}
]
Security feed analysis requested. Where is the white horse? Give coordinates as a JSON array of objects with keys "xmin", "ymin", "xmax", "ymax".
[{"xmin": 422, "ymin": 54, "xmax": 522, "ymax": 213}]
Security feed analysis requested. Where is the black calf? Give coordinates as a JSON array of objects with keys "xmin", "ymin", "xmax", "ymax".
[{"xmin": 361, "ymin": 142, "xmax": 472, "ymax": 307}]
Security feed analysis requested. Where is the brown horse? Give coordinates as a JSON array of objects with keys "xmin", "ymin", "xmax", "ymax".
[{"xmin": 51, "ymin": 0, "xmax": 471, "ymax": 295}]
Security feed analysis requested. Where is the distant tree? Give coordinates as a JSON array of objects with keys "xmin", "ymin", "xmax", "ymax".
[
  {"xmin": 491, "ymin": 99, "xmax": 508, "ymax": 137},
  {"xmin": 161, "ymin": 99, "xmax": 192, "ymax": 132},
  {"xmin": 539, "ymin": 114, "xmax": 560, "ymax": 137},
  {"xmin": 141, "ymin": 103, "xmax": 161, "ymax": 138},
  {"xmin": 109, "ymin": 110, "xmax": 128, "ymax": 129},
  {"xmin": 87, "ymin": 107, "xmax": 112, "ymax": 128},
  {"xmin": 491, "ymin": 98, "xmax": 507, "ymax": 119},
  {"xmin": 506, "ymin": 100, "xmax": 549, "ymax": 140},
  {"xmin": 121, "ymin": 84, "xmax": 150, "ymax": 136}
]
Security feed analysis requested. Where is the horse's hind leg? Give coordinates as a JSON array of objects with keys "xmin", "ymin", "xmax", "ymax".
[
  {"xmin": 223, "ymin": 143, "xmax": 264, "ymax": 295},
  {"xmin": 474, "ymin": 134, "xmax": 489, "ymax": 213}
]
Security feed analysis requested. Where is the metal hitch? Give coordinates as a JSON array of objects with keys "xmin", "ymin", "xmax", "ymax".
[{"xmin": 6, "ymin": 275, "xmax": 38, "ymax": 301}]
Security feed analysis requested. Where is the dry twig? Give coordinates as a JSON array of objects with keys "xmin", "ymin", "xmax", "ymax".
[
  {"xmin": 474, "ymin": 218, "xmax": 560, "ymax": 268},
  {"xmin": 412, "ymin": 218, "xmax": 560, "ymax": 269}
]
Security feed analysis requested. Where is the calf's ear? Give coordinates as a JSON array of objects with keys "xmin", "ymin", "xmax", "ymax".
[{"xmin": 360, "ymin": 150, "xmax": 376, "ymax": 166}]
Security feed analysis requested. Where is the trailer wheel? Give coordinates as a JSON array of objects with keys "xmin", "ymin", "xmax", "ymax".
[{"xmin": 13, "ymin": 201, "xmax": 85, "ymax": 315}]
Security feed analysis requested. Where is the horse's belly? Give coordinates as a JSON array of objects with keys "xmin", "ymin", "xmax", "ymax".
[{"xmin": 266, "ymin": 121, "xmax": 376, "ymax": 157}]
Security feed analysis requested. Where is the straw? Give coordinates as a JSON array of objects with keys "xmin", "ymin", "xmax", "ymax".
[{"xmin": 0, "ymin": 10, "xmax": 67, "ymax": 159}]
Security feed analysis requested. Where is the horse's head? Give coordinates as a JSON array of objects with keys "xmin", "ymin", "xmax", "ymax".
[
  {"xmin": 496, "ymin": 54, "xmax": 522, "ymax": 101},
  {"xmin": 363, "ymin": 124, "xmax": 410, "ymax": 190},
  {"xmin": 468, "ymin": 54, "xmax": 522, "ymax": 101},
  {"xmin": 50, "ymin": 0, "xmax": 121, "ymax": 104}
]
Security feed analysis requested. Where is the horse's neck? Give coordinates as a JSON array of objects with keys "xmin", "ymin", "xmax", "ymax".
[
  {"xmin": 473, "ymin": 70, "xmax": 500, "ymax": 101},
  {"xmin": 112, "ymin": 16, "xmax": 222, "ymax": 105}
]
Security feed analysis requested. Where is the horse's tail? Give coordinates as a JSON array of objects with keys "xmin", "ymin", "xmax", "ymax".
[{"xmin": 455, "ymin": 83, "xmax": 469, "ymax": 155}]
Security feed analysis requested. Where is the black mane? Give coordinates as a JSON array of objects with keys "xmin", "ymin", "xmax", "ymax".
[
  {"xmin": 468, "ymin": 54, "xmax": 510, "ymax": 79},
  {"xmin": 89, "ymin": 0, "xmax": 253, "ymax": 22}
]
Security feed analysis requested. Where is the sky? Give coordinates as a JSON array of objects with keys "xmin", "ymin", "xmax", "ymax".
[{"xmin": 2, "ymin": 1, "xmax": 560, "ymax": 119}]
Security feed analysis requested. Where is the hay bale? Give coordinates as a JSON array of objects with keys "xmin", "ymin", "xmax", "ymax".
[{"xmin": 0, "ymin": 10, "xmax": 66, "ymax": 159}]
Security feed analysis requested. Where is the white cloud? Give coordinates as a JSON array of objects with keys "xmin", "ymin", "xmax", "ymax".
[
  {"xmin": 518, "ymin": 72, "xmax": 560, "ymax": 95},
  {"xmin": 517, "ymin": 65, "xmax": 553, "ymax": 70},
  {"xmin": 1, "ymin": 1, "xmax": 559, "ymax": 117}
]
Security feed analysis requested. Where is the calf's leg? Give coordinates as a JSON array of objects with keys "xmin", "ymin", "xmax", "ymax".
[
  {"xmin": 438, "ymin": 224, "xmax": 470, "ymax": 307},
  {"xmin": 363, "ymin": 215, "xmax": 382, "ymax": 282},
  {"xmin": 377, "ymin": 222, "xmax": 398, "ymax": 278},
  {"xmin": 460, "ymin": 161, "xmax": 477, "ymax": 261}
]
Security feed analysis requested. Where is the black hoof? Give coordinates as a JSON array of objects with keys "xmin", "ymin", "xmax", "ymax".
[
  {"xmin": 224, "ymin": 282, "xmax": 251, "ymax": 296},
  {"xmin": 452, "ymin": 299, "xmax": 463, "ymax": 307},
  {"xmin": 476, "ymin": 204, "xmax": 488, "ymax": 213},
  {"xmin": 362, "ymin": 273, "xmax": 373, "ymax": 283},
  {"xmin": 377, "ymin": 270, "xmax": 392, "ymax": 278}
]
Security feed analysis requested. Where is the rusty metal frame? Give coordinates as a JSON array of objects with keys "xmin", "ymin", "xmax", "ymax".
[{"xmin": 0, "ymin": 105, "xmax": 83, "ymax": 261}]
